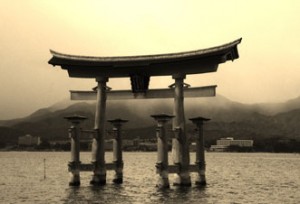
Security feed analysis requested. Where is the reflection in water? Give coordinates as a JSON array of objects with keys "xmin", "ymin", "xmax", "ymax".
[
  {"xmin": 0, "ymin": 152, "xmax": 299, "ymax": 203},
  {"xmin": 64, "ymin": 181, "xmax": 208, "ymax": 204},
  {"xmin": 64, "ymin": 187, "xmax": 81, "ymax": 203},
  {"xmin": 65, "ymin": 185, "xmax": 135, "ymax": 204},
  {"xmin": 154, "ymin": 187, "xmax": 195, "ymax": 203},
  {"xmin": 157, "ymin": 186, "xmax": 208, "ymax": 204}
]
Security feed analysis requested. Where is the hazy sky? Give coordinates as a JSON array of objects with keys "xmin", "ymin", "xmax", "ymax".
[{"xmin": 1, "ymin": 0, "xmax": 300, "ymax": 120}]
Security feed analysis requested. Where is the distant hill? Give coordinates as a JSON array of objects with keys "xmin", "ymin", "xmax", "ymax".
[
  {"xmin": 250, "ymin": 96, "xmax": 300, "ymax": 116},
  {"xmin": 0, "ymin": 99, "xmax": 77, "ymax": 127},
  {"xmin": 1, "ymin": 95, "xmax": 300, "ymax": 145}
]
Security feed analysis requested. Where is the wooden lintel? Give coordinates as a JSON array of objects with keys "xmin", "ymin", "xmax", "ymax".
[{"xmin": 70, "ymin": 86, "xmax": 217, "ymax": 100}]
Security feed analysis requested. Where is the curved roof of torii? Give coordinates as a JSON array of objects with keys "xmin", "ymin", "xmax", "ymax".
[{"xmin": 48, "ymin": 38, "xmax": 242, "ymax": 78}]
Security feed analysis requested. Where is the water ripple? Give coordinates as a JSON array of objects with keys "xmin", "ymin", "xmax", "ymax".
[{"xmin": 0, "ymin": 152, "xmax": 299, "ymax": 203}]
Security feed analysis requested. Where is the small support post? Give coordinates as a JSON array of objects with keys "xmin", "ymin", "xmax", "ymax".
[
  {"xmin": 91, "ymin": 77, "xmax": 108, "ymax": 186},
  {"xmin": 151, "ymin": 114, "xmax": 174, "ymax": 188},
  {"xmin": 172, "ymin": 74, "xmax": 191, "ymax": 186},
  {"xmin": 189, "ymin": 116, "xmax": 210, "ymax": 186},
  {"xmin": 107, "ymin": 118, "xmax": 128, "ymax": 184},
  {"xmin": 64, "ymin": 115, "xmax": 87, "ymax": 186}
]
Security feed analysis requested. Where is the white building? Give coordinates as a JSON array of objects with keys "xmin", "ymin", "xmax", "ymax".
[
  {"xmin": 18, "ymin": 134, "xmax": 41, "ymax": 146},
  {"xmin": 210, "ymin": 137, "xmax": 253, "ymax": 151}
]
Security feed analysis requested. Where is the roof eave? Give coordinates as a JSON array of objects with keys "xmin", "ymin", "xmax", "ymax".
[{"xmin": 48, "ymin": 38, "xmax": 242, "ymax": 67}]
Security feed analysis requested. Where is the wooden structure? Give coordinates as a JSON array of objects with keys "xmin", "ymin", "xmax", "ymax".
[
  {"xmin": 49, "ymin": 38, "xmax": 241, "ymax": 186},
  {"xmin": 151, "ymin": 114, "xmax": 174, "ymax": 188},
  {"xmin": 64, "ymin": 115, "xmax": 87, "ymax": 186},
  {"xmin": 189, "ymin": 116, "xmax": 211, "ymax": 185},
  {"xmin": 107, "ymin": 118, "xmax": 128, "ymax": 184}
]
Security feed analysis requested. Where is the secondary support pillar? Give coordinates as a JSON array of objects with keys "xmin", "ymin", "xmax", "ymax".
[
  {"xmin": 64, "ymin": 115, "xmax": 87, "ymax": 186},
  {"xmin": 171, "ymin": 74, "xmax": 191, "ymax": 186},
  {"xmin": 151, "ymin": 114, "xmax": 174, "ymax": 188},
  {"xmin": 108, "ymin": 118, "xmax": 128, "ymax": 184},
  {"xmin": 189, "ymin": 116, "xmax": 210, "ymax": 186},
  {"xmin": 91, "ymin": 77, "xmax": 108, "ymax": 186}
]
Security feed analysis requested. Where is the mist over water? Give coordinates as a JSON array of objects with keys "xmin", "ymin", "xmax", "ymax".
[{"xmin": 0, "ymin": 152, "xmax": 299, "ymax": 203}]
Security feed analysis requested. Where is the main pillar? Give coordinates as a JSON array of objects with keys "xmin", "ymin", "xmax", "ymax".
[
  {"xmin": 172, "ymin": 74, "xmax": 191, "ymax": 186},
  {"xmin": 90, "ymin": 77, "xmax": 108, "ymax": 186},
  {"xmin": 189, "ymin": 116, "xmax": 210, "ymax": 186},
  {"xmin": 64, "ymin": 115, "xmax": 87, "ymax": 186},
  {"xmin": 108, "ymin": 118, "xmax": 128, "ymax": 184},
  {"xmin": 151, "ymin": 114, "xmax": 174, "ymax": 188}
]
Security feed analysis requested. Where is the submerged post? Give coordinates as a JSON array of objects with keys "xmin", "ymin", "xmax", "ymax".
[
  {"xmin": 64, "ymin": 115, "xmax": 87, "ymax": 186},
  {"xmin": 172, "ymin": 74, "xmax": 191, "ymax": 186},
  {"xmin": 151, "ymin": 114, "xmax": 174, "ymax": 188},
  {"xmin": 91, "ymin": 77, "xmax": 108, "ymax": 186},
  {"xmin": 107, "ymin": 118, "xmax": 128, "ymax": 184},
  {"xmin": 189, "ymin": 116, "xmax": 210, "ymax": 186}
]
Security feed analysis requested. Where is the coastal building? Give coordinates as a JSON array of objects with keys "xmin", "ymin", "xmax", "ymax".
[
  {"xmin": 18, "ymin": 134, "xmax": 41, "ymax": 146},
  {"xmin": 210, "ymin": 137, "xmax": 253, "ymax": 151}
]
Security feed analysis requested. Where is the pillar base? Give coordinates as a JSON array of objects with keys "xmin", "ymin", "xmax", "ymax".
[
  {"xmin": 195, "ymin": 180, "xmax": 207, "ymax": 186},
  {"xmin": 172, "ymin": 163, "xmax": 191, "ymax": 186},
  {"xmin": 113, "ymin": 177, "xmax": 123, "ymax": 184},
  {"xmin": 195, "ymin": 174, "xmax": 206, "ymax": 186},
  {"xmin": 173, "ymin": 173, "xmax": 191, "ymax": 187},
  {"xmin": 113, "ymin": 172, "xmax": 123, "ymax": 184},
  {"xmin": 90, "ymin": 174, "xmax": 106, "ymax": 186},
  {"xmin": 113, "ymin": 161, "xmax": 124, "ymax": 184},
  {"xmin": 69, "ymin": 174, "xmax": 80, "ymax": 186},
  {"xmin": 157, "ymin": 177, "xmax": 170, "ymax": 188},
  {"xmin": 69, "ymin": 181, "xmax": 80, "ymax": 186},
  {"xmin": 156, "ymin": 168, "xmax": 170, "ymax": 188}
]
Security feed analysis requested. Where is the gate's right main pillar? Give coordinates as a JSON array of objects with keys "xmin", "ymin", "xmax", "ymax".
[{"xmin": 171, "ymin": 74, "xmax": 191, "ymax": 186}]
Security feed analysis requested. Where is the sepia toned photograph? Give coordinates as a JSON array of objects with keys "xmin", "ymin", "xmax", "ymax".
[{"xmin": 0, "ymin": 1, "xmax": 299, "ymax": 203}]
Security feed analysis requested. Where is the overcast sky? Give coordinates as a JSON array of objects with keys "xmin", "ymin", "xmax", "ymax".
[{"xmin": 1, "ymin": 0, "xmax": 300, "ymax": 120}]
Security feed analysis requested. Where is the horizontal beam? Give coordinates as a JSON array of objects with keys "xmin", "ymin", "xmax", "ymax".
[
  {"xmin": 70, "ymin": 85, "xmax": 217, "ymax": 100},
  {"xmin": 78, "ymin": 163, "xmax": 198, "ymax": 173}
]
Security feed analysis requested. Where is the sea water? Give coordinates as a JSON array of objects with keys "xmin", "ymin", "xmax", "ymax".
[{"xmin": 0, "ymin": 152, "xmax": 299, "ymax": 204}]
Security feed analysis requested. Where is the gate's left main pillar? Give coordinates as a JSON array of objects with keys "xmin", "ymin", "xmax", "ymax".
[{"xmin": 90, "ymin": 77, "xmax": 108, "ymax": 186}]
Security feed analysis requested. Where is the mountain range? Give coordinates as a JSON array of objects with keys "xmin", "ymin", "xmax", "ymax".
[{"xmin": 1, "ymin": 94, "xmax": 300, "ymax": 145}]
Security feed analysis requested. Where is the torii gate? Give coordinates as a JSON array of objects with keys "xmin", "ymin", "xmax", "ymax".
[{"xmin": 48, "ymin": 38, "xmax": 242, "ymax": 187}]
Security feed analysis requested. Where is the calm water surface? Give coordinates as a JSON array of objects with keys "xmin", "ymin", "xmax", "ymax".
[{"xmin": 0, "ymin": 152, "xmax": 299, "ymax": 204}]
